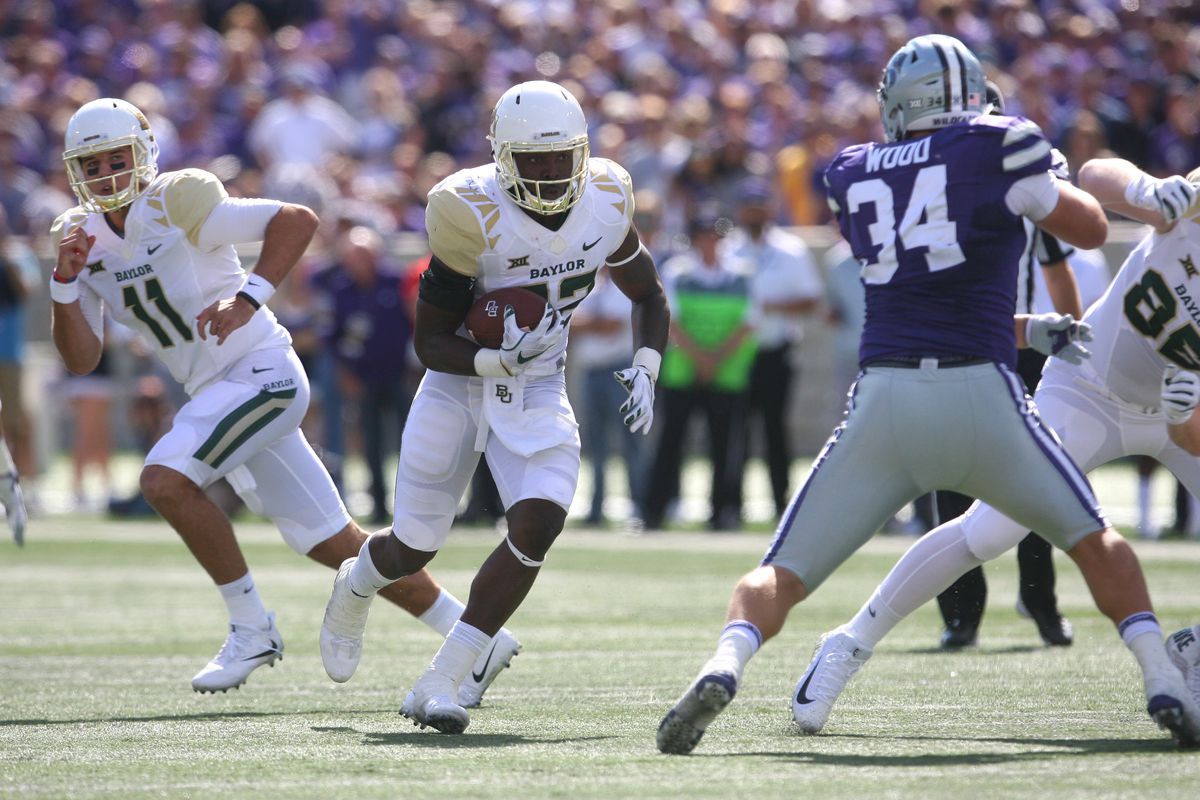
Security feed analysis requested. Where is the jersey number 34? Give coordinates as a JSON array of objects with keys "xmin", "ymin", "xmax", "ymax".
[{"xmin": 846, "ymin": 164, "xmax": 965, "ymax": 284}]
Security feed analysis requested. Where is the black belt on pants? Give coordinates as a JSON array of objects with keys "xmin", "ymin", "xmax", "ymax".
[{"xmin": 864, "ymin": 355, "xmax": 993, "ymax": 369}]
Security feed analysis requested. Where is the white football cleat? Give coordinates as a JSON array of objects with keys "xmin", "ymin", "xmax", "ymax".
[
  {"xmin": 792, "ymin": 628, "xmax": 872, "ymax": 734},
  {"xmin": 457, "ymin": 628, "xmax": 522, "ymax": 708},
  {"xmin": 319, "ymin": 558, "xmax": 374, "ymax": 683},
  {"xmin": 401, "ymin": 673, "xmax": 470, "ymax": 734},
  {"xmin": 0, "ymin": 471, "xmax": 27, "ymax": 547},
  {"xmin": 656, "ymin": 671, "xmax": 738, "ymax": 755},
  {"xmin": 191, "ymin": 612, "xmax": 283, "ymax": 693}
]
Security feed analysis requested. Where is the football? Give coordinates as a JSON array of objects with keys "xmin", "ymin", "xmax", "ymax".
[{"xmin": 465, "ymin": 287, "xmax": 549, "ymax": 349}]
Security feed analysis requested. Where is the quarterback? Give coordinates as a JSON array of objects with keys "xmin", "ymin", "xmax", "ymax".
[
  {"xmin": 50, "ymin": 98, "xmax": 520, "ymax": 703},
  {"xmin": 319, "ymin": 80, "xmax": 670, "ymax": 734},
  {"xmin": 657, "ymin": 35, "xmax": 1199, "ymax": 754},
  {"xmin": 790, "ymin": 157, "xmax": 1200, "ymax": 740}
]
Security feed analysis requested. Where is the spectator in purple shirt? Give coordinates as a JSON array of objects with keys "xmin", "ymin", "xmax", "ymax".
[{"xmin": 314, "ymin": 226, "xmax": 414, "ymax": 524}]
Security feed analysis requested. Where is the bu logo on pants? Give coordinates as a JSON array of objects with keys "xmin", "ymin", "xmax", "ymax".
[{"xmin": 495, "ymin": 385, "xmax": 513, "ymax": 404}]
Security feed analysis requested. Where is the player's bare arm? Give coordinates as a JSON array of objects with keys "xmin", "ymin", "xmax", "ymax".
[
  {"xmin": 195, "ymin": 203, "xmax": 317, "ymax": 345},
  {"xmin": 1162, "ymin": 366, "xmax": 1200, "ymax": 455},
  {"xmin": 1036, "ymin": 181, "xmax": 1108, "ymax": 251},
  {"xmin": 412, "ymin": 255, "xmax": 480, "ymax": 376},
  {"xmin": 1041, "ymin": 259, "xmax": 1084, "ymax": 319},
  {"xmin": 1078, "ymin": 158, "xmax": 1199, "ymax": 232},
  {"xmin": 606, "ymin": 227, "xmax": 670, "ymax": 355},
  {"xmin": 50, "ymin": 225, "xmax": 103, "ymax": 374}
]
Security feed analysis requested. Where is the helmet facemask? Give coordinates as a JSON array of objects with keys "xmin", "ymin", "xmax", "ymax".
[{"xmin": 494, "ymin": 137, "xmax": 590, "ymax": 215}]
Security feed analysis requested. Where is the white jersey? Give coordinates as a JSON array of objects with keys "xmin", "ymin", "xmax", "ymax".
[
  {"xmin": 1055, "ymin": 215, "xmax": 1200, "ymax": 409},
  {"xmin": 50, "ymin": 169, "xmax": 291, "ymax": 396},
  {"xmin": 425, "ymin": 157, "xmax": 635, "ymax": 316}
]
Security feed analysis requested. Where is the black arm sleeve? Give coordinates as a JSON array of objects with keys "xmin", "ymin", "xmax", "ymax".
[{"xmin": 418, "ymin": 258, "xmax": 476, "ymax": 314}]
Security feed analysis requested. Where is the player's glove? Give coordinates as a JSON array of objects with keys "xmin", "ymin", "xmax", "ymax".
[
  {"xmin": 614, "ymin": 347, "xmax": 662, "ymax": 435},
  {"xmin": 1124, "ymin": 172, "xmax": 1198, "ymax": 224},
  {"xmin": 498, "ymin": 303, "xmax": 567, "ymax": 376},
  {"xmin": 1161, "ymin": 365, "xmax": 1200, "ymax": 425},
  {"xmin": 0, "ymin": 471, "xmax": 27, "ymax": 547},
  {"xmin": 1025, "ymin": 313, "xmax": 1093, "ymax": 365}
]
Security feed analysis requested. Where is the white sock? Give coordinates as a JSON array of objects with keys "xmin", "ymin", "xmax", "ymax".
[
  {"xmin": 702, "ymin": 620, "xmax": 761, "ymax": 683},
  {"xmin": 218, "ymin": 572, "xmax": 269, "ymax": 629},
  {"xmin": 426, "ymin": 621, "xmax": 491, "ymax": 687},
  {"xmin": 418, "ymin": 590, "xmax": 466, "ymax": 636},
  {"xmin": 348, "ymin": 534, "xmax": 397, "ymax": 597},
  {"xmin": 844, "ymin": 590, "xmax": 905, "ymax": 650},
  {"xmin": 1137, "ymin": 475, "xmax": 1152, "ymax": 530},
  {"xmin": 1120, "ymin": 612, "xmax": 1180, "ymax": 699},
  {"xmin": 873, "ymin": 519, "xmax": 983, "ymax": 621}
]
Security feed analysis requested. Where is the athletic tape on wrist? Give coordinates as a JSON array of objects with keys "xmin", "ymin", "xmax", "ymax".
[
  {"xmin": 49, "ymin": 275, "xmax": 80, "ymax": 304},
  {"xmin": 474, "ymin": 347, "xmax": 512, "ymax": 377},
  {"xmin": 632, "ymin": 346, "xmax": 662, "ymax": 383}
]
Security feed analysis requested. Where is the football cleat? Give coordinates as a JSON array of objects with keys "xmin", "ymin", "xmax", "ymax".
[
  {"xmin": 1166, "ymin": 625, "xmax": 1200, "ymax": 708},
  {"xmin": 939, "ymin": 622, "xmax": 978, "ymax": 650},
  {"xmin": 0, "ymin": 471, "xmax": 27, "ymax": 547},
  {"xmin": 319, "ymin": 558, "xmax": 374, "ymax": 683},
  {"xmin": 457, "ymin": 628, "xmax": 522, "ymax": 708},
  {"xmin": 1015, "ymin": 596, "xmax": 1073, "ymax": 647},
  {"xmin": 792, "ymin": 628, "xmax": 872, "ymax": 734},
  {"xmin": 1147, "ymin": 693, "xmax": 1200, "ymax": 749},
  {"xmin": 401, "ymin": 674, "xmax": 470, "ymax": 734},
  {"xmin": 656, "ymin": 671, "xmax": 737, "ymax": 755},
  {"xmin": 191, "ymin": 612, "xmax": 283, "ymax": 693}
]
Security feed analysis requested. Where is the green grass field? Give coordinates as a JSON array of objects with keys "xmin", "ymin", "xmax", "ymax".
[{"xmin": 2, "ymin": 517, "xmax": 1198, "ymax": 799}]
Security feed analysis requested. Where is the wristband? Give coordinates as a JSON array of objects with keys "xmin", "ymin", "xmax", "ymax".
[
  {"xmin": 239, "ymin": 274, "xmax": 276, "ymax": 308},
  {"xmin": 474, "ymin": 348, "xmax": 512, "ymax": 377},
  {"xmin": 632, "ymin": 346, "xmax": 662, "ymax": 383},
  {"xmin": 49, "ymin": 275, "xmax": 80, "ymax": 304}
]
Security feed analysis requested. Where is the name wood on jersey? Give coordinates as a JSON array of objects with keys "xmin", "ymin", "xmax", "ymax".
[
  {"xmin": 865, "ymin": 136, "xmax": 931, "ymax": 173},
  {"xmin": 530, "ymin": 258, "xmax": 587, "ymax": 280},
  {"xmin": 115, "ymin": 264, "xmax": 155, "ymax": 282}
]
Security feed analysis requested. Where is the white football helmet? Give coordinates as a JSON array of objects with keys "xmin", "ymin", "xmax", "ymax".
[
  {"xmin": 877, "ymin": 34, "xmax": 986, "ymax": 143},
  {"xmin": 62, "ymin": 98, "xmax": 159, "ymax": 213},
  {"xmin": 488, "ymin": 81, "xmax": 589, "ymax": 215}
]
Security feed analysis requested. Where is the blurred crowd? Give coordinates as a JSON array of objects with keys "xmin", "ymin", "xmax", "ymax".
[{"xmin": 2, "ymin": 0, "xmax": 1200, "ymax": 525}]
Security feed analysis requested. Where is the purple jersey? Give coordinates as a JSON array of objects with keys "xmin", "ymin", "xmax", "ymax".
[{"xmin": 824, "ymin": 115, "xmax": 1053, "ymax": 369}]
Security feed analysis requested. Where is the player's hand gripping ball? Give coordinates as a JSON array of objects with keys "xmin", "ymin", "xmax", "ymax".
[{"xmin": 465, "ymin": 287, "xmax": 549, "ymax": 349}]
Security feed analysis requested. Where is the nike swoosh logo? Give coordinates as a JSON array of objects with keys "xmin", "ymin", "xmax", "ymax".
[
  {"xmin": 350, "ymin": 588, "xmax": 369, "ymax": 599},
  {"xmin": 868, "ymin": 605, "xmax": 876, "ymax": 618},
  {"xmin": 251, "ymin": 367, "xmax": 273, "ymax": 374},
  {"xmin": 472, "ymin": 642, "xmax": 499, "ymax": 683},
  {"xmin": 147, "ymin": 244, "xmax": 162, "ymax": 255},
  {"xmin": 243, "ymin": 646, "xmax": 279, "ymax": 661},
  {"xmin": 581, "ymin": 237, "xmax": 602, "ymax": 251},
  {"xmin": 516, "ymin": 352, "xmax": 539, "ymax": 364},
  {"xmin": 795, "ymin": 664, "xmax": 820, "ymax": 705}
]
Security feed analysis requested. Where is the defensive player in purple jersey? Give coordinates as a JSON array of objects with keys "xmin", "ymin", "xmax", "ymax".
[{"xmin": 657, "ymin": 34, "xmax": 1200, "ymax": 755}]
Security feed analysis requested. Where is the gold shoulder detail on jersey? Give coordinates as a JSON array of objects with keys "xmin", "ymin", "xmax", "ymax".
[
  {"xmin": 49, "ymin": 207, "xmax": 90, "ymax": 251},
  {"xmin": 588, "ymin": 159, "xmax": 633, "ymax": 220},
  {"xmin": 426, "ymin": 185, "xmax": 487, "ymax": 277},
  {"xmin": 162, "ymin": 169, "xmax": 229, "ymax": 246}
]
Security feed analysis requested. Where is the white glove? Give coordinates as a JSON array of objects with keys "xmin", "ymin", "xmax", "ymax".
[
  {"xmin": 0, "ymin": 472, "xmax": 27, "ymax": 547},
  {"xmin": 1025, "ymin": 313, "xmax": 1093, "ymax": 365},
  {"xmin": 498, "ymin": 304, "xmax": 567, "ymax": 376},
  {"xmin": 1125, "ymin": 172, "xmax": 1198, "ymax": 223},
  {"xmin": 614, "ymin": 366, "xmax": 655, "ymax": 435},
  {"xmin": 1161, "ymin": 365, "xmax": 1200, "ymax": 425}
]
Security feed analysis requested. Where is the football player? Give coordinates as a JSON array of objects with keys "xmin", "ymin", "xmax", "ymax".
[
  {"xmin": 657, "ymin": 34, "xmax": 1199, "ymax": 754},
  {"xmin": 318, "ymin": 80, "xmax": 669, "ymax": 734},
  {"xmin": 50, "ymin": 98, "xmax": 521, "ymax": 703},
  {"xmin": 787, "ymin": 156, "xmax": 1200, "ymax": 739}
]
